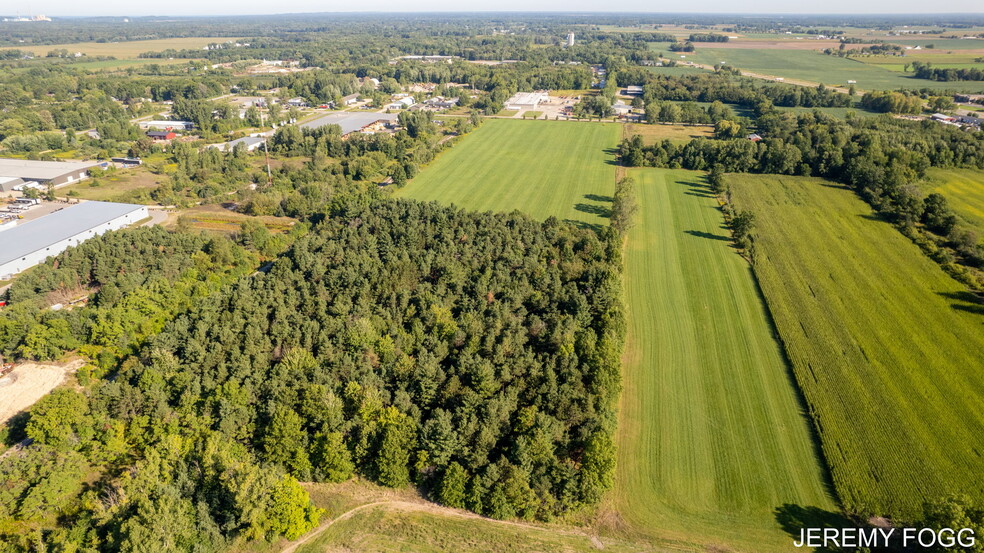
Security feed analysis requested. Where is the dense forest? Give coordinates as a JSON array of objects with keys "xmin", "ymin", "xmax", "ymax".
[{"xmin": 0, "ymin": 200, "xmax": 625, "ymax": 551}]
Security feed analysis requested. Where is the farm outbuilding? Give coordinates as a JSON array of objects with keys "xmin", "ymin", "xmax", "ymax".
[
  {"xmin": 0, "ymin": 159, "xmax": 101, "ymax": 188},
  {"xmin": 0, "ymin": 201, "xmax": 148, "ymax": 279}
]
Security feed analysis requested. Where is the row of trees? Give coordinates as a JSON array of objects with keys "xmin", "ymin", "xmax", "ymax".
[
  {"xmin": 619, "ymin": 111, "xmax": 984, "ymax": 274},
  {"xmin": 912, "ymin": 61, "xmax": 984, "ymax": 82}
]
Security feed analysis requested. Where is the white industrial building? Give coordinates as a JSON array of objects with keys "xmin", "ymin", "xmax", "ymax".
[
  {"xmin": 0, "ymin": 201, "xmax": 148, "ymax": 279},
  {"xmin": 505, "ymin": 91, "xmax": 549, "ymax": 110}
]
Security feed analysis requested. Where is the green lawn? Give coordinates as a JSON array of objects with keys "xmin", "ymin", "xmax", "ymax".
[
  {"xmin": 922, "ymin": 168, "xmax": 984, "ymax": 232},
  {"xmin": 729, "ymin": 174, "xmax": 984, "ymax": 519},
  {"xmin": 396, "ymin": 119, "xmax": 621, "ymax": 228},
  {"xmin": 683, "ymin": 47, "xmax": 984, "ymax": 92},
  {"xmin": 614, "ymin": 168, "xmax": 835, "ymax": 551}
]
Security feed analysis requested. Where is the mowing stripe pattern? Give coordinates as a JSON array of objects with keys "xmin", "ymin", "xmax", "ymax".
[{"xmin": 616, "ymin": 168, "xmax": 834, "ymax": 550}]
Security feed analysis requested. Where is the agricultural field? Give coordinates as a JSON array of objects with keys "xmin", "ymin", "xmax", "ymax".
[
  {"xmin": 396, "ymin": 119, "xmax": 621, "ymax": 228},
  {"xmin": 613, "ymin": 168, "xmax": 834, "ymax": 551},
  {"xmin": 645, "ymin": 64, "xmax": 711, "ymax": 76},
  {"xmin": 856, "ymin": 52, "xmax": 984, "ymax": 73},
  {"xmin": 921, "ymin": 168, "xmax": 984, "ymax": 231},
  {"xmin": 0, "ymin": 37, "xmax": 242, "ymax": 59},
  {"xmin": 397, "ymin": 122, "xmax": 837, "ymax": 551},
  {"xmin": 680, "ymin": 47, "xmax": 984, "ymax": 91},
  {"xmin": 886, "ymin": 38, "xmax": 984, "ymax": 50},
  {"xmin": 729, "ymin": 174, "xmax": 984, "ymax": 518},
  {"xmin": 69, "ymin": 58, "xmax": 197, "ymax": 71}
]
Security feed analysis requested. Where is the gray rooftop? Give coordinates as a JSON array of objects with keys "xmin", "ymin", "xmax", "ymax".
[
  {"xmin": 0, "ymin": 158, "xmax": 100, "ymax": 181},
  {"xmin": 0, "ymin": 201, "xmax": 145, "ymax": 267},
  {"xmin": 300, "ymin": 112, "xmax": 398, "ymax": 135},
  {"xmin": 212, "ymin": 136, "xmax": 266, "ymax": 151}
]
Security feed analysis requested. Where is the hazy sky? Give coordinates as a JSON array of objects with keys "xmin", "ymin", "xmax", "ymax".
[{"xmin": 8, "ymin": 0, "xmax": 984, "ymax": 17}]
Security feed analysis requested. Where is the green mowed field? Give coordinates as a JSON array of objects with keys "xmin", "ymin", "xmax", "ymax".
[
  {"xmin": 922, "ymin": 168, "xmax": 984, "ymax": 231},
  {"xmin": 615, "ymin": 168, "xmax": 834, "ymax": 551},
  {"xmin": 396, "ymin": 119, "xmax": 620, "ymax": 227},
  {"xmin": 729, "ymin": 174, "xmax": 984, "ymax": 519},
  {"xmin": 684, "ymin": 48, "xmax": 984, "ymax": 92},
  {"xmin": 398, "ymin": 124, "xmax": 835, "ymax": 550}
]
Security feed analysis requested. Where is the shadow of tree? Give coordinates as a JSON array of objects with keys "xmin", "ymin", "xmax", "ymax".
[
  {"xmin": 603, "ymin": 147, "xmax": 620, "ymax": 166},
  {"xmin": 774, "ymin": 504, "xmax": 855, "ymax": 553},
  {"xmin": 2, "ymin": 411, "xmax": 29, "ymax": 446},
  {"xmin": 679, "ymin": 179, "xmax": 718, "ymax": 199},
  {"xmin": 684, "ymin": 229, "xmax": 731, "ymax": 241},
  {"xmin": 564, "ymin": 219, "xmax": 603, "ymax": 234},
  {"xmin": 575, "ymin": 203, "xmax": 612, "ymax": 218},
  {"xmin": 584, "ymin": 194, "xmax": 614, "ymax": 203},
  {"xmin": 938, "ymin": 290, "xmax": 984, "ymax": 316}
]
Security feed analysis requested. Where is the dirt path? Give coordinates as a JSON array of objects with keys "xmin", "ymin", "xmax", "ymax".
[
  {"xmin": 0, "ymin": 359, "xmax": 84, "ymax": 425},
  {"xmin": 280, "ymin": 499, "xmax": 604, "ymax": 553}
]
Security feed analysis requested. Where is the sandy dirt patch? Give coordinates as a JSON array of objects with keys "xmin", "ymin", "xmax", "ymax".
[{"xmin": 0, "ymin": 359, "xmax": 84, "ymax": 424}]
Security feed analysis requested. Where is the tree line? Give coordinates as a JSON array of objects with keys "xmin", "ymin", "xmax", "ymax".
[{"xmin": 618, "ymin": 110, "xmax": 984, "ymax": 284}]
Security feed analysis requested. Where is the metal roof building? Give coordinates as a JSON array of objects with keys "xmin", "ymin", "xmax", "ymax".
[
  {"xmin": 300, "ymin": 112, "xmax": 398, "ymax": 136},
  {"xmin": 0, "ymin": 201, "xmax": 148, "ymax": 279},
  {"xmin": 0, "ymin": 159, "xmax": 101, "ymax": 187},
  {"xmin": 209, "ymin": 135, "xmax": 267, "ymax": 152}
]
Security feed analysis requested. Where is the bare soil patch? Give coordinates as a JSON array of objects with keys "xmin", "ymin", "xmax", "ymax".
[{"xmin": 0, "ymin": 358, "xmax": 85, "ymax": 424}]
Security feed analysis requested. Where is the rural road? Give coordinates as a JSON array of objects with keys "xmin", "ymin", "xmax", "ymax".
[{"xmin": 279, "ymin": 499, "xmax": 605, "ymax": 553}]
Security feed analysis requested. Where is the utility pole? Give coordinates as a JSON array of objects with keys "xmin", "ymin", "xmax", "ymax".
[{"xmin": 260, "ymin": 100, "xmax": 272, "ymax": 186}]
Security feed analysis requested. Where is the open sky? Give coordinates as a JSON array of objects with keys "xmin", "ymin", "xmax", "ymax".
[{"xmin": 8, "ymin": 1, "xmax": 984, "ymax": 17}]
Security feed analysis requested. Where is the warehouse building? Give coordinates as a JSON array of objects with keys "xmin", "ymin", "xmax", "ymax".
[
  {"xmin": 0, "ymin": 201, "xmax": 148, "ymax": 279},
  {"xmin": 300, "ymin": 112, "xmax": 398, "ymax": 136},
  {"xmin": 0, "ymin": 159, "xmax": 101, "ymax": 188},
  {"xmin": 505, "ymin": 91, "xmax": 549, "ymax": 110}
]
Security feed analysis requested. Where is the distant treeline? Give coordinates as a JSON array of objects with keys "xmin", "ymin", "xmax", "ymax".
[
  {"xmin": 911, "ymin": 61, "xmax": 984, "ymax": 82},
  {"xmin": 619, "ymin": 111, "xmax": 984, "ymax": 275},
  {"xmin": 688, "ymin": 33, "xmax": 729, "ymax": 42}
]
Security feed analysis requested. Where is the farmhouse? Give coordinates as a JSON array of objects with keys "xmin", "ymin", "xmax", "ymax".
[
  {"xmin": 0, "ymin": 201, "xmax": 149, "ymax": 279},
  {"xmin": 505, "ymin": 91, "xmax": 548, "ymax": 110},
  {"xmin": 0, "ymin": 159, "xmax": 101, "ymax": 188}
]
